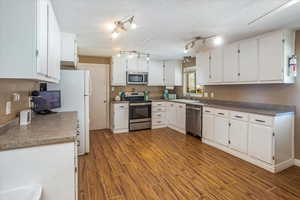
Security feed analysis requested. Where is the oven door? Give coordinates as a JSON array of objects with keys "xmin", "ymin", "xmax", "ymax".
[
  {"xmin": 129, "ymin": 103, "xmax": 151, "ymax": 122},
  {"xmin": 127, "ymin": 73, "xmax": 146, "ymax": 84}
]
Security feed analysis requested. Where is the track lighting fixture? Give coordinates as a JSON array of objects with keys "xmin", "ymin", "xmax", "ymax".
[
  {"xmin": 109, "ymin": 16, "xmax": 137, "ymax": 39},
  {"xmin": 183, "ymin": 35, "xmax": 223, "ymax": 53},
  {"xmin": 117, "ymin": 50, "xmax": 150, "ymax": 61}
]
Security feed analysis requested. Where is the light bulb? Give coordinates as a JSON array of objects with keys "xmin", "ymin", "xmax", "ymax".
[
  {"xmin": 184, "ymin": 49, "xmax": 188, "ymax": 54},
  {"xmin": 146, "ymin": 56, "xmax": 150, "ymax": 61},
  {"xmin": 128, "ymin": 54, "xmax": 133, "ymax": 59},
  {"xmin": 117, "ymin": 53, "xmax": 121, "ymax": 57},
  {"xmin": 111, "ymin": 31, "xmax": 119, "ymax": 39},
  {"xmin": 131, "ymin": 23, "xmax": 137, "ymax": 29},
  {"xmin": 213, "ymin": 36, "xmax": 223, "ymax": 46},
  {"xmin": 107, "ymin": 23, "xmax": 116, "ymax": 31}
]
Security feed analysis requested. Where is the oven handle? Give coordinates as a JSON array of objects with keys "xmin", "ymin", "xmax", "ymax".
[{"xmin": 130, "ymin": 103, "xmax": 152, "ymax": 106}]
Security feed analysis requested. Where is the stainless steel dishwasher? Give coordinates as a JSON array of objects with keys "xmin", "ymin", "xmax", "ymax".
[{"xmin": 186, "ymin": 104, "xmax": 203, "ymax": 138}]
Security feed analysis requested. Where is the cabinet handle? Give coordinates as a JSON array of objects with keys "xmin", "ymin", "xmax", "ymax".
[
  {"xmin": 218, "ymin": 113, "xmax": 225, "ymax": 115},
  {"xmin": 157, "ymin": 114, "xmax": 161, "ymax": 117},
  {"xmin": 255, "ymin": 119, "xmax": 266, "ymax": 123},
  {"xmin": 120, "ymin": 106, "xmax": 124, "ymax": 108},
  {"xmin": 235, "ymin": 115, "xmax": 243, "ymax": 119},
  {"xmin": 205, "ymin": 110, "xmax": 211, "ymax": 113}
]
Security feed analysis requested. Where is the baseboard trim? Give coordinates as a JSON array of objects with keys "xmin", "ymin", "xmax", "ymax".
[
  {"xmin": 295, "ymin": 159, "xmax": 300, "ymax": 167},
  {"xmin": 167, "ymin": 125, "xmax": 186, "ymax": 134}
]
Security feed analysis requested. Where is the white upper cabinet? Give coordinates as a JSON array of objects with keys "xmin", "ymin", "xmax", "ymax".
[
  {"xmin": 0, "ymin": 0, "xmax": 61, "ymax": 83},
  {"xmin": 111, "ymin": 55, "xmax": 127, "ymax": 86},
  {"xmin": 209, "ymin": 48, "xmax": 223, "ymax": 83},
  {"xmin": 127, "ymin": 56, "xmax": 139, "ymax": 72},
  {"xmin": 164, "ymin": 60, "xmax": 182, "ymax": 86},
  {"xmin": 61, "ymin": 33, "xmax": 78, "ymax": 67},
  {"xmin": 148, "ymin": 60, "xmax": 164, "ymax": 86},
  {"xmin": 196, "ymin": 29, "xmax": 295, "ymax": 85},
  {"xmin": 223, "ymin": 43, "xmax": 239, "ymax": 82},
  {"xmin": 239, "ymin": 38, "xmax": 259, "ymax": 82},
  {"xmin": 138, "ymin": 57, "xmax": 149, "ymax": 72},
  {"xmin": 196, "ymin": 51, "xmax": 210, "ymax": 85}
]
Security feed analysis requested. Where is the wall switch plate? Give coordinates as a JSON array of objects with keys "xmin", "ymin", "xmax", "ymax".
[
  {"xmin": 204, "ymin": 92, "xmax": 208, "ymax": 98},
  {"xmin": 210, "ymin": 92, "xmax": 214, "ymax": 98},
  {"xmin": 5, "ymin": 101, "xmax": 12, "ymax": 115}
]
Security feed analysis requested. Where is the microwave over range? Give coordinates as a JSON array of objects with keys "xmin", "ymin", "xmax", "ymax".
[{"xmin": 127, "ymin": 72, "xmax": 148, "ymax": 85}]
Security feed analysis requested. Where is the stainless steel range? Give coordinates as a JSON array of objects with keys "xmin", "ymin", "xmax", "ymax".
[{"xmin": 124, "ymin": 92, "xmax": 152, "ymax": 131}]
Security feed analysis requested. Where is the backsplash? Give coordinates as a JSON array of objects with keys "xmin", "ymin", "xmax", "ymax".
[
  {"xmin": 111, "ymin": 86, "xmax": 165, "ymax": 100},
  {"xmin": 0, "ymin": 79, "xmax": 38, "ymax": 125}
]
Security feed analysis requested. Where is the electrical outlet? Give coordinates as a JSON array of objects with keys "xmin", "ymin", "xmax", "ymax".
[
  {"xmin": 12, "ymin": 93, "xmax": 20, "ymax": 102},
  {"xmin": 210, "ymin": 92, "xmax": 215, "ymax": 98},
  {"xmin": 204, "ymin": 92, "xmax": 208, "ymax": 98},
  {"xmin": 5, "ymin": 101, "xmax": 12, "ymax": 115}
]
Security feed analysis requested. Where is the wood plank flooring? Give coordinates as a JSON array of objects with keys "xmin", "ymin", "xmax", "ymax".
[{"xmin": 79, "ymin": 128, "xmax": 300, "ymax": 200}]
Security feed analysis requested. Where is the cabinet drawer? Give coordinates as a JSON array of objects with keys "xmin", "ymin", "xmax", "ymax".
[
  {"xmin": 176, "ymin": 103, "xmax": 186, "ymax": 109},
  {"xmin": 250, "ymin": 114, "xmax": 273, "ymax": 126},
  {"xmin": 152, "ymin": 106, "xmax": 166, "ymax": 112},
  {"xmin": 230, "ymin": 111, "xmax": 249, "ymax": 121},
  {"xmin": 114, "ymin": 103, "xmax": 129, "ymax": 110},
  {"xmin": 152, "ymin": 112, "xmax": 166, "ymax": 119},
  {"xmin": 203, "ymin": 107, "xmax": 214, "ymax": 115},
  {"xmin": 152, "ymin": 102, "xmax": 166, "ymax": 107},
  {"xmin": 214, "ymin": 109, "xmax": 229, "ymax": 117},
  {"xmin": 152, "ymin": 119, "xmax": 166, "ymax": 126}
]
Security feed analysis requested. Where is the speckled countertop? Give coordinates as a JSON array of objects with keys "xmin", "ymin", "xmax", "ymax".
[{"xmin": 0, "ymin": 112, "xmax": 77, "ymax": 151}]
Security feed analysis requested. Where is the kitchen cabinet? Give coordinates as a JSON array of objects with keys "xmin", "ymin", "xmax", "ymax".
[
  {"xmin": 0, "ymin": 142, "xmax": 77, "ymax": 200},
  {"xmin": 152, "ymin": 102, "xmax": 167, "ymax": 128},
  {"xmin": 0, "ymin": 0, "xmax": 61, "ymax": 83},
  {"xmin": 111, "ymin": 55, "xmax": 127, "ymax": 86},
  {"xmin": 138, "ymin": 57, "xmax": 149, "ymax": 72},
  {"xmin": 196, "ymin": 51, "xmax": 210, "ymax": 85},
  {"xmin": 111, "ymin": 103, "xmax": 129, "ymax": 133},
  {"xmin": 202, "ymin": 106, "xmax": 294, "ymax": 173},
  {"xmin": 166, "ymin": 102, "xmax": 186, "ymax": 134},
  {"xmin": 209, "ymin": 48, "xmax": 223, "ymax": 83},
  {"xmin": 148, "ymin": 60, "xmax": 165, "ymax": 86},
  {"xmin": 223, "ymin": 43, "xmax": 239, "ymax": 82},
  {"xmin": 203, "ymin": 112, "xmax": 214, "ymax": 141},
  {"xmin": 248, "ymin": 123, "xmax": 273, "ymax": 164},
  {"xmin": 61, "ymin": 33, "xmax": 78, "ymax": 67},
  {"xmin": 239, "ymin": 38, "xmax": 259, "ymax": 82},
  {"xmin": 229, "ymin": 119, "xmax": 248, "ymax": 154},
  {"xmin": 127, "ymin": 56, "xmax": 149, "ymax": 72},
  {"xmin": 164, "ymin": 60, "xmax": 183, "ymax": 86},
  {"xmin": 214, "ymin": 115, "xmax": 229, "ymax": 146}
]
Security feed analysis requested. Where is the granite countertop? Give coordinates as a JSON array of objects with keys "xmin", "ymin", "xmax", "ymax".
[
  {"xmin": 0, "ymin": 112, "xmax": 78, "ymax": 151},
  {"xmin": 150, "ymin": 98, "xmax": 295, "ymax": 116}
]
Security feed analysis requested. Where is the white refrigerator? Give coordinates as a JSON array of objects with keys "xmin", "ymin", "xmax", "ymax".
[{"xmin": 48, "ymin": 70, "xmax": 90, "ymax": 155}]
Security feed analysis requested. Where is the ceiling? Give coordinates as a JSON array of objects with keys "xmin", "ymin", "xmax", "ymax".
[{"xmin": 52, "ymin": 0, "xmax": 300, "ymax": 59}]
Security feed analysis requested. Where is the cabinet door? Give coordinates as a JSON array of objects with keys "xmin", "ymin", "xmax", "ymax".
[
  {"xmin": 174, "ymin": 61, "xmax": 183, "ymax": 86},
  {"xmin": 239, "ymin": 39, "xmax": 258, "ymax": 82},
  {"xmin": 196, "ymin": 52, "xmax": 210, "ymax": 85},
  {"xmin": 112, "ymin": 56, "xmax": 127, "ymax": 86},
  {"xmin": 114, "ymin": 107, "xmax": 128, "ymax": 130},
  {"xmin": 61, "ymin": 33, "xmax": 76, "ymax": 62},
  {"xmin": 167, "ymin": 103, "xmax": 176, "ymax": 126},
  {"xmin": 127, "ymin": 56, "xmax": 139, "ymax": 72},
  {"xmin": 223, "ymin": 43, "xmax": 239, "ymax": 82},
  {"xmin": 164, "ymin": 61, "xmax": 175, "ymax": 86},
  {"xmin": 36, "ymin": 0, "xmax": 48, "ymax": 76},
  {"xmin": 176, "ymin": 104, "xmax": 186, "ymax": 130},
  {"xmin": 248, "ymin": 124, "xmax": 273, "ymax": 164},
  {"xmin": 138, "ymin": 57, "xmax": 149, "ymax": 72},
  {"xmin": 259, "ymin": 31, "xmax": 284, "ymax": 81},
  {"xmin": 47, "ymin": 3, "xmax": 60, "ymax": 80},
  {"xmin": 229, "ymin": 120, "xmax": 248, "ymax": 153},
  {"xmin": 148, "ymin": 60, "xmax": 164, "ymax": 86},
  {"xmin": 203, "ymin": 114, "xmax": 214, "ymax": 141},
  {"xmin": 214, "ymin": 116, "xmax": 229, "ymax": 146},
  {"xmin": 209, "ymin": 48, "xmax": 223, "ymax": 83}
]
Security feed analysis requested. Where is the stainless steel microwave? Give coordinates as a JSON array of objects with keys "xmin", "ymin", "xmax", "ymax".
[{"xmin": 127, "ymin": 72, "xmax": 148, "ymax": 85}]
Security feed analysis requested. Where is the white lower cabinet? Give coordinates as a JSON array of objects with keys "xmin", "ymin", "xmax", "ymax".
[
  {"xmin": 202, "ymin": 106, "xmax": 294, "ymax": 173},
  {"xmin": 214, "ymin": 116, "xmax": 229, "ymax": 146},
  {"xmin": 229, "ymin": 119, "xmax": 248, "ymax": 154},
  {"xmin": 152, "ymin": 102, "xmax": 167, "ymax": 128},
  {"xmin": 111, "ymin": 103, "xmax": 129, "ymax": 133},
  {"xmin": 248, "ymin": 123, "xmax": 274, "ymax": 164},
  {"xmin": 166, "ymin": 102, "xmax": 186, "ymax": 134}
]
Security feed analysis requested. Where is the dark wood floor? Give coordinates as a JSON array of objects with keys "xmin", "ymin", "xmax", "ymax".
[{"xmin": 79, "ymin": 128, "xmax": 300, "ymax": 200}]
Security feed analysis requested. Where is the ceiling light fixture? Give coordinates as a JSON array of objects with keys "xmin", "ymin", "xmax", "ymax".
[
  {"xmin": 110, "ymin": 16, "xmax": 137, "ymax": 39},
  {"xmin": 248, "ymin": 0, "xmax": 300, "ymax": 25},
  {"xmin": 183, "ymin": 35, "xmax": 222, "ymax": 53}
]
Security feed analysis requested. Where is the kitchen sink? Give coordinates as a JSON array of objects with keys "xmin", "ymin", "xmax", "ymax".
[{"xmin": 0, "ymin": 185, "xmax": 42, "ymax": 200}]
